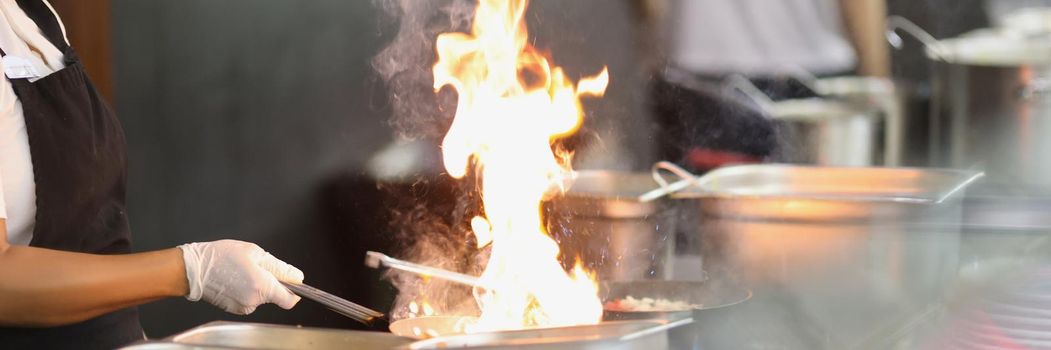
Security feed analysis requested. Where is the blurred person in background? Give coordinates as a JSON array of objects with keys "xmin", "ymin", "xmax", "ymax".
[
  {"xmin": 636, "ymin": 0, "xmax": 889, "ymax": 171},
  {"xmin": 667, "ymin": 0, "xmax": 888, "ymax": 78},
  {"xmin": 0, "ymin": 1, "xmax": 304, "ymax": 349}
]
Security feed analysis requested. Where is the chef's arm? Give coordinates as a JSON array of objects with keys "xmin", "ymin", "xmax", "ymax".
[
  {"xmin": 0, "ymin": 219, "xmax": 185, "ymax": 326},
  {"xmin": 0, "ymin": 219, "xmax": 303, "ymax": 327},
  {"xmin": 840, "ymin": 0, "xmax": 890, "ymax": 76}
]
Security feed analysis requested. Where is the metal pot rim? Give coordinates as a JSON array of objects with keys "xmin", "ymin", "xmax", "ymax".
[
  {"xmin": 768, "ymin": 98, "xmax": 879, "ymax": 121},
  {"xmin": 669, "ymin": 164, "xmax": 981, "ymax": 204},
  {"xmin": 926, "ymin": 33, "xmax": 1051, "ymax": 66}
]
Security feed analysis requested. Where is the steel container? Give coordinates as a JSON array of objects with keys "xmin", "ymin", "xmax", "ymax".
[
  {"xmin": 123, "ymin": 321, "xmax": 414, "ymax": 350},
  {"xmin": 810, "ymin": 76, "xmax": 933, "ymax": 167},
  {"xmin": 401, "ymin": 320, "xmax": 672, "ymax": 350},
  {"xmin": 889, "ymin": 16, "xmax": 1051, "ymax": 188},
  {"xmin": 929, "ymin": 58, "xmax": 1051, "ymax": 188},
  {"xmin": 545, "ymin": 170, "xmax": 675, "ymax": 281},
  {"xmin": 120, "ymin": 343, "xmax": 241, "ymax": 350},
  {"xmin": 770, "ymin": 99, "xmax": 883, "ymax": 166},
  {"xmin": 671, "ymin": 164, "xmax": 982, "ymax": 348},
  {"xmin": 727, "ymin": 76, "xmax": 884, "ymax": 167}
]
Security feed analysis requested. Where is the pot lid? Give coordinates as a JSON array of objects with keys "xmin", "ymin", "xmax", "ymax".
[
  {"xmin": 995, "ymin": 7, "xmax": 1051, "ymax": 36},
  {"xmin": 926, "ymin": 29, "xmax": 1051, "ymax": 66}
]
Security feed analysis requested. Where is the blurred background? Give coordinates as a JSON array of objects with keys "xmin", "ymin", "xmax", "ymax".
[{"xmin": 47, "ymin": 0, "xmax": 1051, "ymax": 347}]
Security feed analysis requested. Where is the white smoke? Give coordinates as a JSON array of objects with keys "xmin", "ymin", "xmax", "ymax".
[{"xmin": 372, "ymin": 0, "xmax": 474, "ymax": 141}]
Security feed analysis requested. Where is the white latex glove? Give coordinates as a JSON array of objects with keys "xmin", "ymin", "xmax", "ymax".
[{"xmin": 178, "ymin": 240, "xmax": 304, "ymax": 315}]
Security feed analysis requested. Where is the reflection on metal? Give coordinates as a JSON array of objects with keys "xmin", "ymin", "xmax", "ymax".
[
  {"xmin": 120, "ymin": 321, "xmax": 413, "ymax": 350},
  {"xmin": 669, "ymin": 164, "xmax": 980, "ymax": 348},
  {"xmin": 404, "ymin": 320, "xmax": 671, "ymax": 350},
  {"xmin": 547, "ymin": 170, "xmax": 676, "ymax": 281}
]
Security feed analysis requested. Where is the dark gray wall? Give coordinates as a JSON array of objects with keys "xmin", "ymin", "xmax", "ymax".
[
  {"xmin": 111, "ymin": 0, "xmax": 653, "ymax": 338},
  {"xmin": 112, "ymin": 0, "xmax": 395, "ymax": 337}
]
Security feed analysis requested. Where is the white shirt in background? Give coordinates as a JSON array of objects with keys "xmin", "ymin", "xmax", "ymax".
[
  {"xmin": 0, "ymin": 0, "xmax": 66, "ymax": 246},
  {"xmin": 668, "ymin": 0, "xmax": 858, "ymax": 76}
]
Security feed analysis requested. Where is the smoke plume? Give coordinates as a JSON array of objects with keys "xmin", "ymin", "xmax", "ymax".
[
  {"xmin": 371, "ymin": 0, "xmax": 483, "ymax": 321},
  {"xmin": 372, "ymin": 0, "xmax": 474, "ymax": 141}
]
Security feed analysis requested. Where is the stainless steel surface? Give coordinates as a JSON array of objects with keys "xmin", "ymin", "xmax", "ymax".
[
  {"xmin": 672, "ymin": 164, "xmax": 982, "ymax": 219},
  {"xmin": 366, "ymin": 251, "xmax": 485, "ymax": 288},
  {"xmin": 811, "ymin": 76, "xmax": 910, "ymax": 166},
  {"xmin": 889, "ymin": 16, "xmax": 1051, "ymax": 189},
  {"xmin": 642, "ymin": 161, "xmax": 715, "ymax": 202},
  {"xmin": 281, "ymin": 282, "xmax": 386, "ymax": 327},
  {"xmin": 771, "ymin": 99, "xmax": 883, "ymax": 166},
  {"xmin": 996, "ymin": 7, "xmax": 1051, "ymax": 35},
  {"xmin": 670, "ymin": 164, "xmax": 981, "ymax": 348},
  {"xmin": 930, "ymin": 60, "xmax": 1051, "ymax": 188},
  {"xmin": 164, "ymin": 321, "xmax": 413, "ymax": 350},
  {"xmin": 601, "ymin": 281, "xmax": 751, "ymax": 350},
  {"xmin": 120, "ymin": 342, "xmax": 243, "ymax": 350},
  {"xmin": 727, "ymin": 75, "xmax": 884, "ymax": 166},
  {"xmin": 546, "ymin": 170, "xmax": 676, "ymax": 281},
  {"xmin": 400, "ymin": 320, "xmax": 672, "ymax": 350}
]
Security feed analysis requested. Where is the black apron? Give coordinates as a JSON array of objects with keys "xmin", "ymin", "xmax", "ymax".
[{"xmin": 0, "ymin": 0, "xmax": 144, "ymax": 348}]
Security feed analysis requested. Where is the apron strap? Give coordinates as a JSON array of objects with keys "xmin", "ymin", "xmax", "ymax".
[{"xmin": 13, "ymin": 0, "xmax": 70, "ymax": 54}]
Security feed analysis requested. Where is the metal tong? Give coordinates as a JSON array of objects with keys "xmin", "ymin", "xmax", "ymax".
[
  {"xmin": 281, "ymin": 281, "xmax": 388, "ymax": 329},
  {"xmin": 365, "ymin": 251, "xmax": 486, "ymax": 288}
]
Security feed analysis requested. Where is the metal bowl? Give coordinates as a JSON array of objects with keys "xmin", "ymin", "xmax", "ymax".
[
  {"xmin": 601, "ymin": 281, "xmax": 751, "ymax": 350},
  {"xmin": 601, "ymin": 280, "xmax": 751, "ymax": 321}
]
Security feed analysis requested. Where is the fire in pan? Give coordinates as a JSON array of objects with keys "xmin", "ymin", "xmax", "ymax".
[{"xmin": 285, "ymin": 251, "xmax": 748, "ymax": 349}]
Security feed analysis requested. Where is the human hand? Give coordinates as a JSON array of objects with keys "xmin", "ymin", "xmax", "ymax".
[{"xmin": 178, "ymin": 240, "xmax": 303, "ymax": 314}]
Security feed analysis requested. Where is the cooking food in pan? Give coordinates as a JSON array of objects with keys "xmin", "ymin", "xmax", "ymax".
[{"xmin": 604, "ymin": 296, "xmax": 700, "ymax": 312}]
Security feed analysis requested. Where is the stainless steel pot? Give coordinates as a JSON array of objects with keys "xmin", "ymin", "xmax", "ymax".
[
  {"xmin": 545, "ymin": 170, "xmax": 675, "ymax": 281},
  {"xmin": 120, "ymin": 321, "xmax": 414, "ymax": 350},
  {"xmin": 792, "ymin": 73, "xmax": 930, "ymax": 167},
  {"xmin": 888, "ymin": 16, "xmax": 1051, "ymax": 189},
  {"xmin": 727, "ymin": 76, "xmax": 884, "ymax": 167},
  {"xmin": 668, "ymin": 164, "xmax": 982, "ymax": 348}
]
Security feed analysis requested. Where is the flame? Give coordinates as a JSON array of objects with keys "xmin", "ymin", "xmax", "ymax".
[{"xmin": 433, "ymin": 0, "xmax": 606, "ymax": 331}]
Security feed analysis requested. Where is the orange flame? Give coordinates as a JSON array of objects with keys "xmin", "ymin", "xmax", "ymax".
[{"xmin": 434, "ymin": 0, "xmax": 607, "ymax": 331}]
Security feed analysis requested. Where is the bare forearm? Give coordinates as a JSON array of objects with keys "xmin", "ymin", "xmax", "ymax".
[
  {"xmin": 840, "ymin": 0, "xmax": 890, "ymax": 76},
  {"xmin": 0, "ymin": 246, "xmax": 188, "ymax": 327}
]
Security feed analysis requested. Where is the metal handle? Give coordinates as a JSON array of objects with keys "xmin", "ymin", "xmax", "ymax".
[
  {"xmin": 723, "ymin": 74, "xmax": 777, "ymax": 114},
  {"xmin": 778, "ymin": 65, "xmax": 822, "ymax": 94},
  {"xmin": 638, "ymin": 161, "xmax": 704, "ymax": 202},
  {"xmin": 282, "ymin": 281, "xmax": 387, "ymax": 327},
  {"xmin": 885, "ymin": 16, "xmax": 948, "ymax": 61},
  {"xmin": 365, "ymin": 251, "xmax": 486, "ymax": 289}
]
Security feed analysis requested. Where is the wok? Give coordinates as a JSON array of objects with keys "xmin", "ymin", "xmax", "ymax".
[{"xmin": 601, "ymin": 281, "xmax": 751, "ymax": 350}]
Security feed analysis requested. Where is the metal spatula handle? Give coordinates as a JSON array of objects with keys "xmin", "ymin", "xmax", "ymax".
[
  {"xmin": 365, "ymin": 251, "xmax": 486, "ymax": 288},
  {"xmin": 281, "ymin": 281, "xmax": 386, "ymax": 327}
]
